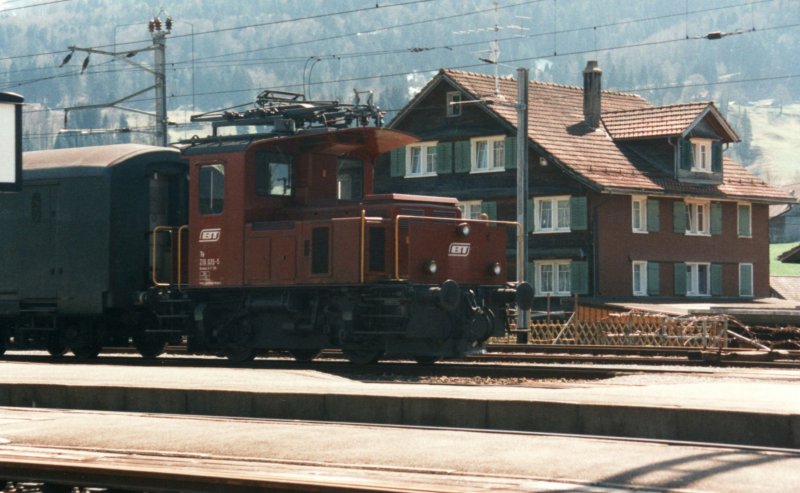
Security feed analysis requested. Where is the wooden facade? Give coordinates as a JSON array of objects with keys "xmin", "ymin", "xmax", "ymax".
[{"xmin": 378, "ymin": 64, "xmax": 793, "ymax": 310}]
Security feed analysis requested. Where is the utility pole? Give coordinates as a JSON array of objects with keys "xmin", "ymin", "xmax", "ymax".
[
  {"xmin": 61, "ymin": 14, "xmax": 172, "ymax": 146},
  {"xmin": 515, "ymin": 67, "xmax": 530, "ymax": 343}
]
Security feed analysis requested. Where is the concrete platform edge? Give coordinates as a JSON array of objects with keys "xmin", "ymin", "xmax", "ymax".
[{"xmin": 0, "ymin": 383, "xmax": 795, "ymax": 448}]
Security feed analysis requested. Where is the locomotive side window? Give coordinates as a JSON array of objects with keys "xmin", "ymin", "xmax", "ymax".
[
  {"xmin": 337, "ymin": 158, "xmax": 363, "ymax": 201},
  {"xmin": 199, "ymin": 163, "xmax": 225, "ymax": 214},
  {"xmin": 255, "ymin": 151, "xmax": 292, "ymax": 197}
]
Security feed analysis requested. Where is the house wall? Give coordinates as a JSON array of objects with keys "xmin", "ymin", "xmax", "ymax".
[{"xmin": 595, "ymin": 195, "xmax": 770, "ymax": 298}]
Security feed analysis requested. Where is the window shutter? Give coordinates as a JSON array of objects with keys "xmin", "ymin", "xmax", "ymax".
[
  {"xmin": 711, "ymin": 202, "xmax": 723, "ymax": 235},
  {"xmin": 480, "ymin": 201, "xmax": 497, "ymax": 220},
  {"xmin": 454, "ymin": 140, "xmax": 471, "ymax": 173},
  {"xmin": 679, "ymin": 139, "xmax": 693, "ymax": 171},
  {"xmin": 504, "ymin": 135, "xmax": 517, "ymax": 170},
  {"xmin": 673, "ymin": 201, "xmax": 687, "ymax": 233},
  {"xmin": 711, "ymin": 263, "xmax": 723, "ymax": 296},
  {"xmin": 740, "ymin": 264, "xmax": 753, "ymax": 297},
  {"xmin": 436, "ymin": 142, "xmax": 452, "ymax": 174},
  {"xmin": 570, "ymin": 260, "xmax": 589, "ymax": 295},
  {"xmin": 647, "ymin": 262, "xmax": 660, "ymax": 296},
  {"xmin": 570, "ymin": 196, "xmax": 588, "ymax": 231},
  {"xmin": 390, "ymin": 147, "xmax": 406, "ymax": 177},
  {"xmin": 738, "ymin": 204, "xmax": 752, "ymax": 237},
  {"xmin": 527, "ymin": 261, "xmax": 536, "ymax": 293},
  {"xmin": 712, "ymin": 141, "xmax": 723, "ymax": 173},
  {"xmin": 674, "ymin": 263, "xmax": 687, "ymax": 295},
  {"xmin": 647, "ymin": 199, "xmax": 660, "ymax": 232},
  {"xmin": 526, "ymin": 198, "xmax": 534, "ymax": 233}
]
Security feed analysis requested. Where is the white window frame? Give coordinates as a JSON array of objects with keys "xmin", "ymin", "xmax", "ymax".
[
  {"xmin": 470, "ymin": 135, "xmax": 505, "ymax": 173},
  {"xmin": 446, "ymin": 91, "xmax": 462, "ymax": 117},
  {"xmin": 685, "ymin": 199, "xmax": 710, "ymax": 236},
  {"xmin": 534, "ymin": 195, "xmax": 571, "ymax": 234},
  {"xmin": 691, "ymin": 138, "xmax": 713, "ymax": 173},
  {"xmin": 738, "ymin": 202, "xmax": 752, "ymax": 238},
  {"xmin": 457, "ymin": 200, "xmax": 483, "ymax": 220},
  {"xmin": 631, "ymin": 195, "xmax": 647, "ymax": 233},
  {"xmin": 534, "ymin": 260, "xmax": 572, "ymax": 297},
  {"xmin": 686, "ymin": 262, "xmax": 711, "ymax": 297},
  {"xmin": 739, "ymin": 263, "xmax": 754, "ymax": 297},
  {"xmin": 632, "ymin": 261, "xmax": 648, "ymax": 296},
  {"xmin": 405, "ymin": 141, "xmax": 438, "ymax": 178}
]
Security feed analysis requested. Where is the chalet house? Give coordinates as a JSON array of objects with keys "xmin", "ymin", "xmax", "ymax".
[{"xmin": 376, "ymin": 62, "xmax": 794, "ymax": 310}]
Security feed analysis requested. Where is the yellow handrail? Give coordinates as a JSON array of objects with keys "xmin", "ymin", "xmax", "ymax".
[
  {"xmin": 151, "ymin": 225, "xmax": 189, "ymax": 288},
  {"xmin": 392, "ymin": 215, "xmax": 523, "ymax": 280}
]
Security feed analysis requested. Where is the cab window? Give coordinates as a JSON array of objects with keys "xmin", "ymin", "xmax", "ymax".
[
  {"xmin": 337, "ymin": 158, "xmax": 363, "ymax": 201},
  {"xmin": 198, "ymin": 163, "xmax": 224, "ymax": 214},
  {"xmin": 256, "ymin": 151, "xmax": 292, "ymax": 197}
]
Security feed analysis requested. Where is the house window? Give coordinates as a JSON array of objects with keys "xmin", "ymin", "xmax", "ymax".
[
  {"xmin": 457, "ymin": 200, "xmax": 483, "ymax": 220},
  {"xmin": 739, "ymin": 263, "xmax": 753, "ymax": 297},
  {"xmin": 632, "ymin": 261, "xmax": 648, "ymax": 296},
  {"xmin": 535, "ymin": 260, "xmax": 571, "ymax": 296},
  {"xmin": 686, "ymin": 262, "xmax": 710, "ymax": 296},
  {"xmin": 691, "ymin": 138, "xmax": 713, "ymax": 173},
  {"xmin": 632, "ymin": 196, "xmax": 647, "ymax": 233},
  {"xmin": 685, "ymin": 200, "xmax": 710, "ymax": 236},
  {"xmin": 446, "ymin": 91, "xmax": 462, "ymax": 117},
  {"xmin": 738, "ymin": 203, "xmax": 752, "ymax": 238},
  {"xmin": 471, "ymin": 135, "xmax": 505, "ymax": 172},
  {"xmin": 535, "ymin": 196, "xmax": 571, "ymax": 233},
  {"xmin": 198, "ymin": 163, "xmax": 224, "ymax": 214},
  {"xmin": 406, "ymin": 142, "xmax": 437, "ymax": 177}
]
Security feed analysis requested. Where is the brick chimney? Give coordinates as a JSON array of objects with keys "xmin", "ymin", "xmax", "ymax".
[{"xmin": 583, "ymin": 60, "xmax": 602, "ymax": 129}]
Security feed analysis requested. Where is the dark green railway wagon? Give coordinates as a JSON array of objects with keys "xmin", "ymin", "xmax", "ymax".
[{"xmin": 0, "ymin": 144, "xmax": 186, "ymax": 354}]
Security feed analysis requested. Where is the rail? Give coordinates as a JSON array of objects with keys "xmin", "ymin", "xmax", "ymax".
[{"xmin": 392, "ymin": 215, "xmax": 523, "ymax": 280}]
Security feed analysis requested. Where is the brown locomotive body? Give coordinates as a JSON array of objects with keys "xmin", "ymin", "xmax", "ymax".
[{"xmin": 162, "ymin": 126, "xmax": 530, "ymax": 363}]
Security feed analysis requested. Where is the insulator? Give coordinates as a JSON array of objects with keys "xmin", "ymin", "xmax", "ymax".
[
  {"xmin": 148, "ymin": 20, "xmax": 155, "ymax": 32},
  {"xmin": 154, "ymin": 18, "xmax": 162, "ymax": 31},
  {"xmin": 165, "ymin": 17, "xmax": 173, "ymax": 31}
]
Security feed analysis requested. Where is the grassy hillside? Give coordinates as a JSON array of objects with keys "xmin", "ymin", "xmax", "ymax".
[
  {"xmin": 730, "ymin": 103, "xmax": 800, "ymax": 187},
  {"xmin": 770, "ymin": 242, "xmax": 800, "ymax": 276}
]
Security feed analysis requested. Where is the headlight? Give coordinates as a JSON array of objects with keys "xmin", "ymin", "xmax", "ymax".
[
  {"xmin": 456, "ymin": 222, "xmax": 470, "ymax": 237},
  {"xmin": 425, "ymin": 260, "xmax": 438, "ymax": 275},
  {"xmin": 490, "ymin": 262, "xmax": 502, "ymax": 276}
]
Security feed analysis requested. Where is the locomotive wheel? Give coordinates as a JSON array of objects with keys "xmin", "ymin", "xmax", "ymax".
[
  {"xmin": 224, "ymin": 346, "xmax": 257, "ymax": 364},
  {"xmin": 342, "ymin": 347, "xmax": 383, "ymax": 365},
  {"xmin": 46, "ymin": 340, "xmax": 68, "ymax": 358},
  {"xmin": 289, "ymin": 349, "xmax": 321, "ymax": 362},
  {"xmin": 413, "ymin": 355, "xmax": 439, "ymax": 365},
  {"xmin": 134, "ymin": 334, "xmax": 168, "ymax": 359}
]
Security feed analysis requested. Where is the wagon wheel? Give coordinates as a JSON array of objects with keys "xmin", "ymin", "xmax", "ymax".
[
  {"xmin": 0, "ymin": 328, "xmax": 6, "ymax": 356},
  {"xmin": 224, "ymin": 345, "xmax": 257, "ymax": 364},
  {"xmin": 69, "ymin": 318, "xmax": 103, "ymax": 360},
  {"xmin": 413, "ymin": 355, "xmax": 439, "ymax": 365},
  {"xmin": 342, "ymin": 346, "xmax": 383, "ymax": 365},
  {"xmin": 288, "ymin": 349, "xmax": 321, "ymax": 362}
]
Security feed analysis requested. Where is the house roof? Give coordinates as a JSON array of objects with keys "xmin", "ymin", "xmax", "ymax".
[
  {"xmin": 778, "ymin": 244, "xmax": 800, "ymax": 263},
  {"xmin": 394, "ymin": 68, "xmax": 792, "ymax": 204},
  {"xmin": 602, "ymin": 102, "xmax": 739, "ymax": 142},
  {"xmin": 770, "ymin": 276, "xmax": 800, "ymax": 301}
]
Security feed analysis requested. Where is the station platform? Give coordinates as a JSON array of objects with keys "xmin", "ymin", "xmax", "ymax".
[{"xmin": 0, "ymin": 357, "xmax": 798, "ymax": 449}]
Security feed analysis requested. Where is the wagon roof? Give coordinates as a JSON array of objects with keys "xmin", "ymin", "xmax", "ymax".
[{"xmin": 23, "ymin": 143, "xmax": 181, "ymax": 170}]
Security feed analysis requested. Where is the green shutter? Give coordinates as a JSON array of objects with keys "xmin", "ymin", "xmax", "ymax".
[
  {"xmin": 481, "ymin": 201, "xmax": 497, "ymax": 220},
  {"xmin": 436, "ymin": 142, "xmax": 452, "ymax": 174},
  {"xmin": 711, "ymin": 263, "xmax": 723, "ymax": 296},
  {"xmin": 526, "ymin": 198, "xmax": 534, "ymax": 233},
  {"xmin": 647, "ymin": 199, "xmax": 660, "ymax": 232},
  {"xmin": 570, "ymin": 260, "xmax": 589, "ymax": 295},
  {"xmin": 679, "ymin": 139, "xmax": 693, "ymax": 171},
  {"xmin": 528, "ymin": 262, "xmax": 536, "ymax": 293},
  {"xmin": 390, "ymin": 147, "xmax": 406, "ymax": 177},
  {"xmin": 674, "ymin": 263, "xmax": 687, "ymax": 295},
  {"xmin": 711, "ymin": 202, "xmax": 723, "ymax": 235},
  {"xmin": 647, "ymin": 262, "xmax": 660, "ymax": 296},
  {"xmin": 740, "ymin": 264, "xmax": 753, "ymax": 297},
  {"xmin": 712, "ymin": 141, "xmax": 723, "ymax": 173},
  {"xmin": 454, "ymin": 140, "xmax": 471, "ymax": 173},
  {"xmin": 673, "ymin": 201, "xmax": 687, "ymax": 233},
  {"xmin": 504, "ymin": 135, "xmax": 517, "ymax": 170},
  {"xmin": 570, "ymin": 196, "xmax": 588, "ymax": 231},
  {"xmin": 738, "ymin": 204, "xmax": 752, "ymax": 237}
]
